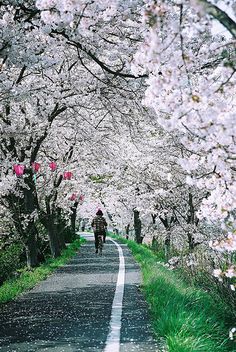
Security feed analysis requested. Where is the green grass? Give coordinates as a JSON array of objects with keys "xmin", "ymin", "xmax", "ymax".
[
  {"xmin": 112, "ymin": 235, "xmax": 236, "ymax": 352},
  {"xmin": 0, "ymin": 238, "xmax": 85, "ymax": 305}
]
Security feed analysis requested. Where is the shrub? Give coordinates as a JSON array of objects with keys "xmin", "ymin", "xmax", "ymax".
[{"xmin": 0, "ymin": 243, "xmax": 24, "ymax": 285}]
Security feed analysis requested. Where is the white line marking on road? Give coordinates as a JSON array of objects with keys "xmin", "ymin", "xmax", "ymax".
[{"xmin": 104, "ymin": 238, "xmax": 125, "ymax": 352}]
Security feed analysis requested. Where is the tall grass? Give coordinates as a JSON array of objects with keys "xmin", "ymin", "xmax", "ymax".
[
  {"xmin": 115, "ymin": 236, "xmax": 235, "ymax": 352},
  {"xmin": 0, "ymin": 238, "xmax": 85, "ymax": 305}
]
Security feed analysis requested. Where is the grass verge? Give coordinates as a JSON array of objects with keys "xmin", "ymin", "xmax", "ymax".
[
  {"xmin": 0, "ymin": 238, "xmax": 85, "ymax": 305},
  {"xmin": 112, "ymin": 235, "xmax": 235, "ymax": 352}
]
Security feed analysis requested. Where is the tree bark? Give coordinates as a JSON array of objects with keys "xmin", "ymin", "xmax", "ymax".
[
  {"xmin": 187, "ymin": 193, "xmax": 196, "ymax": 251},
  {"xmin": 56, "ymin": 207, "xmax": 66, "ymax": 249},
  {"xmin": 134, "ymin": 209, "xmax": 142, "ymax": 243},
  {"xmin": 159, "ymin": 215, "xmax": 171, "ymax": 262},
  {"xmin": 187, "ymin": 232, "xmax": 195, "ymax": 251},
  {"xmin": 47, "ymin": 216, "xmax": 61, "ymax": 258},
  {"xmin": 22, "ymin": 171, "xmax": 39, "ymax": 267},
  {"xmin": 164, "ymin": 230, "xmax": 171, "ymax": 262},
  {"xmin": 151, "ymin": 214, "xmax": 157, "ymax": 224},
  {"xmin": 70, "ymin": 201, "xmax": 78, "ymax": 241},
  {"xmin": 25, "ymin": 224, "xmax": 38, "ymax": 268},
  {"xmin": 125, "ymin": 223, "xmax": 130, "ymax": 240},
  {"xmin": 44, "ymin": 197, "xmax": 61, "ymax": 257}
]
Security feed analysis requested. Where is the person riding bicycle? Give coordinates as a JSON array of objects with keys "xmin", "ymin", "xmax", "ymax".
[{"xmin": 91, "ymin": 209, "xmax": 107, "ymax": 254}]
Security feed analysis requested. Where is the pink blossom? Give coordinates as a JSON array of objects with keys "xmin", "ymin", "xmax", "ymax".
[
  {"xmin": 213, "ymin": 269, "xmax": 223, "ymax": 279},
  {"xmin": 225, "ymin": 266, "xmax": 236, "ymax": 279}
]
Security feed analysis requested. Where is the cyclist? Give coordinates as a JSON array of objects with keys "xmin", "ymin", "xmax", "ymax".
[{"xmin": 91, "ymin": 209, "xmax": 107, "ymax": 254}]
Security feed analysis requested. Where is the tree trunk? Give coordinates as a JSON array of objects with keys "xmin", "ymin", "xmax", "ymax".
[
  {"xmin": 25, "ymin": 223, "xmax": 38, "ymax": 268},
  {"xmin": 57, "ymin": 224, "xmax": 66, "ymax": 250},
  {"xmin": 151, "ymin": 214, "xmax": 157, "ymax": 224},
  {"xmin": 152, "ymin": 235, "xmax": 158, "ymax": 251},
  {"xmin": 56, "ymin": 208, "xmax": 66, "ymax": 249},
  {"xmin": 187, "ymin": 232, "xmax": 195, "ymax": 251},
  {"xmin": 70, "ymin": 201, "xmax": 78, "ymax": 241},
  {"xmin": 134, "ymin": 209, "xmax": 142, "ymax": 243},
  {"xmin": 48, "ymin": 217, "xmax": 61, "ymax": 258},
  {"xmin": 187, "ymin": 193, "xmax": 196, "ymax": 251},
  {"xmin": 159, "ymin": 215, "xmax": 172, "ymax": 262},
  {"xmin": 125, "ymin": 223, "xmax": 130, "ymax": 240},
  {"xmin": 45, "ymin": 198, "xmax": 61, "ymax": 257},
  {"xmin": 164, "ymin": 230, "xmax": 171, "ymax": 262},
  {"xmin": 23, "ymin": 172, "xmax": 39, "ymax": 267}
]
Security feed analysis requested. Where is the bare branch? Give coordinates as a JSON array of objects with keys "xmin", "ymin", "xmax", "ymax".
[{"xmin": 198, "ymin": 0, "xmax": 236, "ymax": 38}]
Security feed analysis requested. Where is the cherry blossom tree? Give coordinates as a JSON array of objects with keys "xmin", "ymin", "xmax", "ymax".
[{"xmin": 0, "ymin": 2, "xmax": 235, "ymax": 322}]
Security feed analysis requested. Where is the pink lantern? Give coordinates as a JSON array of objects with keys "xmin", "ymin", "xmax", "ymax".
[
  {"xmin": 63, "ymin": 171, "xmax": 72, "ymax": 180},
  {"xmin": 32, "ymin": 162, "xmax": 40, "ymax": 173},
  {"xmin": 79, "ymin": 195, "xmax": 84, "ymax": 202},
  {"xmin": 49, "ymin": 162, "xmax": 57, "ymax": 171},
  {"xmin": 69, "ymin": 193, "xmax": 77, "ymax": 201},
  {"xmin": 13, "ymin": 164, "xmax": 25, "ymax": 177}
]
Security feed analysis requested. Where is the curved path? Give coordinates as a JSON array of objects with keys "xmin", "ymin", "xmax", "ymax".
[{"xmin": 0, "ymin": 234, "xmax": 161, "ymax": 351}]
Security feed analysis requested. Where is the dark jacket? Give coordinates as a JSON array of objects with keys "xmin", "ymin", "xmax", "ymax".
[{"xmin": 91, "ymin": 215, "xmax": 107, "ymax": 234}]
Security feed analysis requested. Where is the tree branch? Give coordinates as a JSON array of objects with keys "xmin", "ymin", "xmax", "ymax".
[
  {"xmin": 198, "ymin": 0, "xmax": 236, "ymax": 38},
  {"xmin": 51, "ymin": 30, "xmax": 147, "ymax": 79},
  {"xmin": 15, "ymin": 66, "xmax": 26, "ymax": 84}
]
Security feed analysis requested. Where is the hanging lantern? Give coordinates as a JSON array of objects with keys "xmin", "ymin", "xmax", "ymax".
[
  {"xmin": 13, "ymin": 164, "xmax": 25, "ymax": 177},
  {"xmin": 49, "ymin": 162, "xmax": 57, "ymax": 171},
  {"xmin": 69, "ymin": 193, "xmax": 77, "ymax": 201},
  {"xmin": 79, "ymin": 194, "xmax": 84, "ymax": 202},
  {"xmin": 32, "ymin": 162, "xmax": 40, "ymax": 173},
  {"xmin": 63, "ymin": 171, "xmax": 72, "ymax": 180}
]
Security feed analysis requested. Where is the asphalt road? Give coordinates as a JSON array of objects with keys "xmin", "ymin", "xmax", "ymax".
[{"xmin": 0, "ymin": 234, "xmax": 162, "ymax": 352}]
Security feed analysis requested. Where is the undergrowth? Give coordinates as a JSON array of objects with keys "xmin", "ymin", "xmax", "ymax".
[
  {"xmin": 0, "ymin": 238, "xmax": 85, "ymax": 304},
  {"xmin": 113, "ymin": 235, "xmax": 236, "ymax": 352}
]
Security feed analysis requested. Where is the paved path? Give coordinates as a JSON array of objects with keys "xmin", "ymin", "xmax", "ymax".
[{"xmin": 0, "ymin": 234, "xmax": 162, "ymax": 352}]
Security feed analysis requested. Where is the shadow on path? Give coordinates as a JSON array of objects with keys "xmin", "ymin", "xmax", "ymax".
[{"xmin": 0, "ymin": 237, "xmax": 162, "ymax": 351}]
